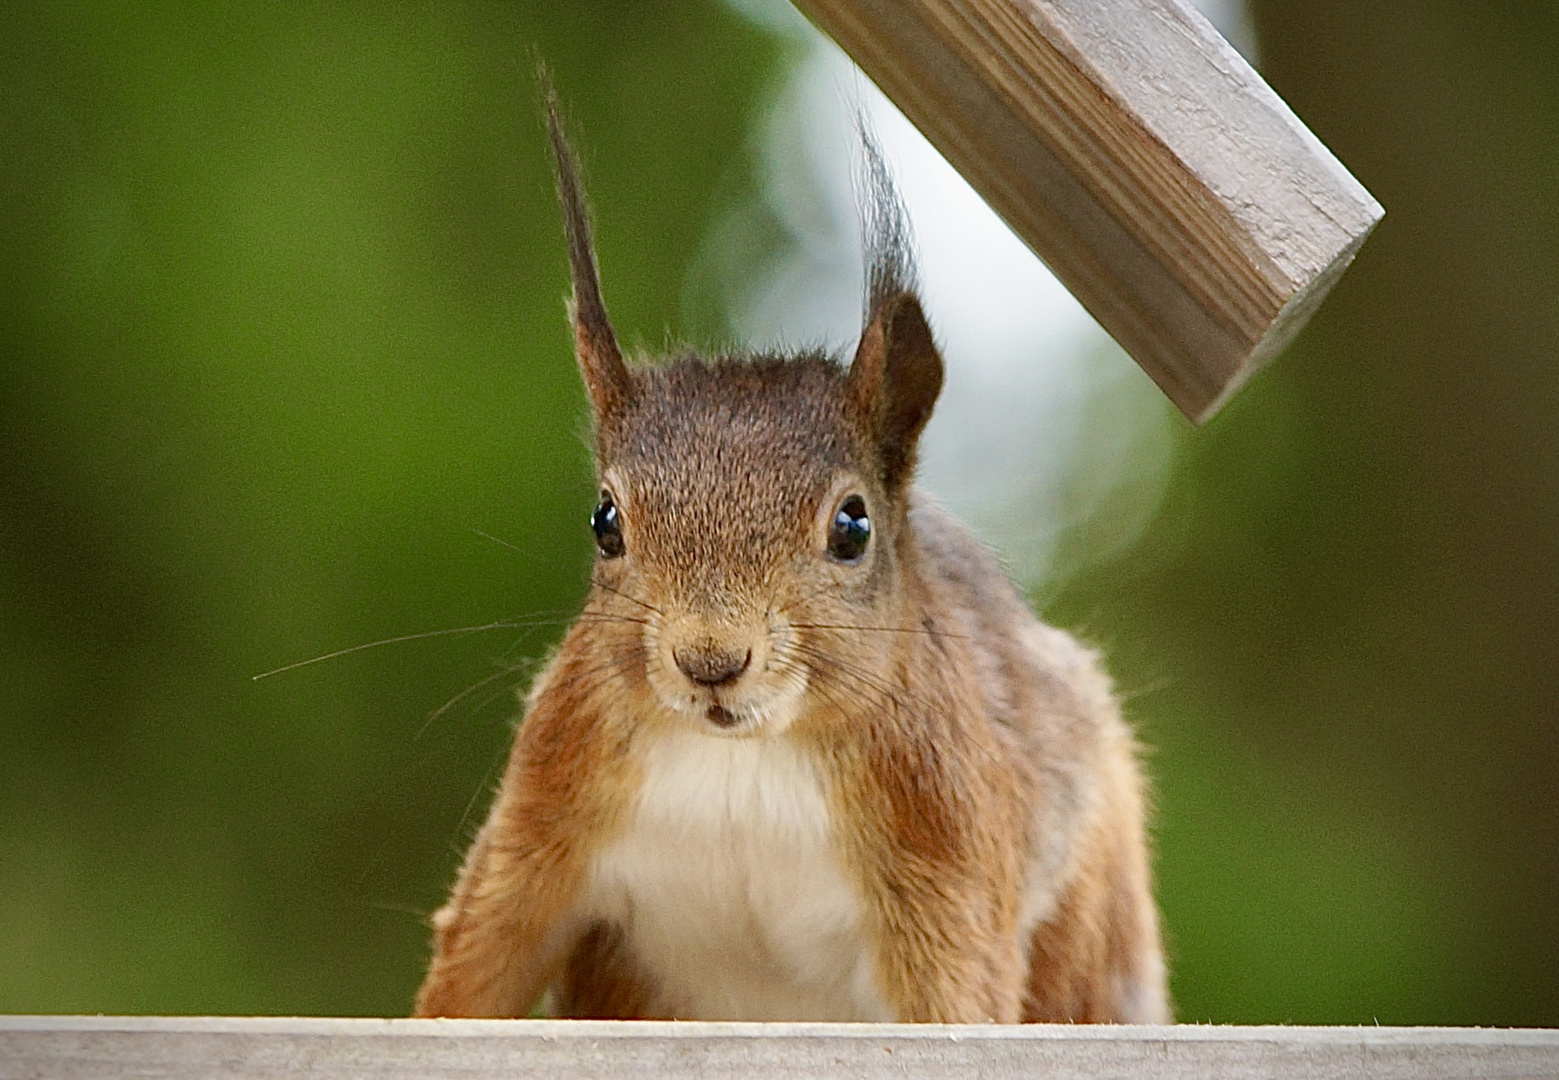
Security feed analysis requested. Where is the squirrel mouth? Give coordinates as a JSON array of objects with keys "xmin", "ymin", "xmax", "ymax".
[{"xmin": 705, "ymin": 704, "xmax": 737, "ymax": 728}]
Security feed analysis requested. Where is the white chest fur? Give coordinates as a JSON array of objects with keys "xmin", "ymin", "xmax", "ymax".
[{"xmin": 586, "ymin": 728, "xmax": 889, "ymax": 1021}]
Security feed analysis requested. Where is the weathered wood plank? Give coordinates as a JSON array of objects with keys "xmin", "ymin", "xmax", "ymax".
[
  {"xmin": 3, "ymin": 1017, "xmax": 1555, "ymax": 1080},
  {"xmin": 789, "ymin": 0, "xmax": 1384, "ymax": 422}
]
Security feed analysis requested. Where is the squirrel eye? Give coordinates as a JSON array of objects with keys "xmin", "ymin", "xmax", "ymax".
[
  {"xmin": 827, "ymin": 495, "xmax": 871, "ymax": 563},
  {"xmin": 591, "ymin": 492, "xmax": 625, "ymax": 559}
]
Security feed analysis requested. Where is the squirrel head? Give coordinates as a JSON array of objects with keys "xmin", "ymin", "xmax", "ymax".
[{"xmin": 547, "ymin": 95, "xmax": 943, "ymax": 737}]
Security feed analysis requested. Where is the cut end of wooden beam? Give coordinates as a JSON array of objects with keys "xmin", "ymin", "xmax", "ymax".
[
  {"xmin": 1186, "ymin": 209, "xmax": 1382, "ymax": 424},
  {"xmin": 791, "ymin": 0, "xmax": 1386, "ymax": 424}
]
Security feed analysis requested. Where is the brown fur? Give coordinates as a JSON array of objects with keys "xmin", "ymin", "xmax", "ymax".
[
  {"xmin": 552, "ymin": 922, "xmax": 661, "ymax": 1019},
  {"xmin": 412, "ymin": 91, "xmax": 1168, "ymax": 1024}
]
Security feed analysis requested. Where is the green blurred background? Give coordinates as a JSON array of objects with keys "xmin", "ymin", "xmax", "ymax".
[{"xmin": 2, "ymin": 1, "xmax": 1555, "ymax": 1023}]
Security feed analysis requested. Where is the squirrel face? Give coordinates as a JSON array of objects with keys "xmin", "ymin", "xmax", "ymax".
[
  {"xmin": 548, "ymin": 102, "xmax": 943, "ymax": 738},
  {"xmin": 587, "ymin": 356, "xmax": 893, "ymax": 735}
]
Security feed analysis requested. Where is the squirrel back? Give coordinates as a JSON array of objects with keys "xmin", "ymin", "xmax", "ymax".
[{"xmin": 412, "ymin": 93, "xmax": 1168, "ymax": 1024}]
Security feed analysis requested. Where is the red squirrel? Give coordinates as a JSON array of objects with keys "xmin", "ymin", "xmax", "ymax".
[{"xmin": 413, "ymin": 92, "xmax": 1169, "ymax": 1024}]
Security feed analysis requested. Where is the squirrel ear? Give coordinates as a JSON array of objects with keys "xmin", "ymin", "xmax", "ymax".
[
  {"xmin": 847, "ymin": 290, "xmax": 944, "ymax": 488},
  {"xmin": 544, "ymin": 80, "xmax": 633, "ymax": 422}
]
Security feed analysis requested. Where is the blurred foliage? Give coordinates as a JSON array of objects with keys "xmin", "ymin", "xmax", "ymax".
[{"xmin": 1, "ymin": 0, "xmax": 1555, "ymax": 1024}]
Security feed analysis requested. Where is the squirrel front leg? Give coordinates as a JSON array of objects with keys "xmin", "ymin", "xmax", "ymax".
[
  {"xmin": 864, "ymin": 849, "xmax": 1027, "ymax": 1022},
  {"xmin": 412, "ymin": 788, "xmax": 581, "ymax": 1016},
  {"xmin": 414, "ymin": 657, "xmax": 629, "ymax": 1017},
  {"xmin": 844, "ymin": 725, "xmax": 1029, "ymax": 1024}
]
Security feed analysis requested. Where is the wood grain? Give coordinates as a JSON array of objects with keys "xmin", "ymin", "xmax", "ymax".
[
  {"xmin": 790, "ymin": 0, "xmax": 1384, "ymax": 422},
  {"xmin": 2, "ymin": 1017, "xmax": 1555, "ymax": 1079}
]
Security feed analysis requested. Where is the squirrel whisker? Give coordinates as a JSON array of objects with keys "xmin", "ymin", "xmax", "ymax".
[
  {"xmin": 783, "ymin": 639, "xmax": 907, "ymax": 695},
  {"xmin": 782, "ymin": 640, "xmax": 937, "ymax": 720},
  {"xmin": 251, "ymin": 616, "xmax": 586, "ymax": 681},
  {"xmin": 590, "ymin": 577, "xmax": 664, "ymax": 616},
  {"xmin": 420, "ymin": 610, "xmax": 648, "ymax": 737},
  {"xmin": 576, "ymin": 609, "xmax": 650, "ymax": 627},
  {"xmin": 417, "ymin": 660, "xmax": 538, "ymax": 742},
  {"xmin": 783, "ymin": 639, "xmax": 1011, "ymax": 772},
  {"xmin": 788, "ymin": 621, "xmax": 966, "ymax": 639},
  {"xmin": 452, "ymin": 748, "xmax": 509, "ymax": 848},
  {"xmin": 772, "ymin": 580, "xmax": 849, "ymax": 618},
  {"xmin": 554, "ymin": 645, "xmax": 645, "ymax": 702}
]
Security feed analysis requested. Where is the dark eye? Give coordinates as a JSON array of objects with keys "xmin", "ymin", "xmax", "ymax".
[
  {"xmin": 827, "ymin": 495, "xmax": 871, "ymax": 563},
  {"xmin": 591, "ymin": 491, "xmax": 624, "ymax": 559}
]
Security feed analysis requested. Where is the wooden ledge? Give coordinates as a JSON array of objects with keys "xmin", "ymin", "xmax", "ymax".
[{"xmin": 3, "ymin": 1017, "xmax": 1555, "ymax": 1079}]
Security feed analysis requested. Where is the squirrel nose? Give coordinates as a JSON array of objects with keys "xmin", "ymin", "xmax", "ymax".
[{"xmin": 674, "ymin": 643, "xmax": 751, "ymax": 686}]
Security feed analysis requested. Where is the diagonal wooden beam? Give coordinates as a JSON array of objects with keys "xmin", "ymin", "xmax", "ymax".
[{"xmin": 790, "ymin": 0, "xmax": 1384, "ymax": 423}]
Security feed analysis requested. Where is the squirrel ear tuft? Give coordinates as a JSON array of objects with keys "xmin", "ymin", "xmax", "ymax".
[
  {"xmin": 846, "ymin": 120, "xmax": 940, "ymax": 488},
  {"xmin": 544, "ymin": 76, "xmax": 633, "ymax": 422},
  {"xmin": 847, "ymin": 290, "xmax": 944, "ymax": 488}
]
